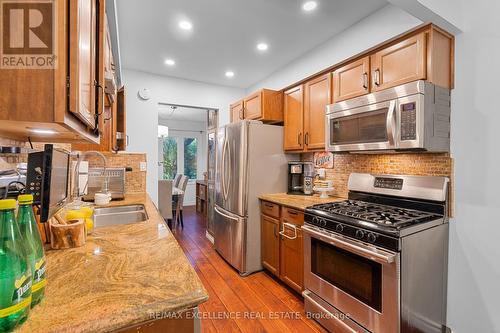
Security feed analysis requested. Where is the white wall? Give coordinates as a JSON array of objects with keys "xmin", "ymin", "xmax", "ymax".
[
  {"xmin": 158, "ymin": 118, "xmax": 207, "ymax": 206},
  {"xmin": 247, "ymin": 4, "xmax": 422, "ymax": 92},
  {"xmin": 417, "ymin": 1, "xmax": 500, "ymax": 332},
  {"xmin": 123, "ymin": 69, "xmax": 244, "ymax": 203}
]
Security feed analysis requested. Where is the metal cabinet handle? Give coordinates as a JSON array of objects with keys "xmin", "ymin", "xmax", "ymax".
[
  {"xmin": 298, "ymin": 133, "xmax": 302, "ymax": 146},
  {"xmin": 279, "ymin": 223, "xmax": 298, "ymax": 240},
  {"xmin": 287, "ymin": 210, "xmax": 298, "ymax": 216},
  {"xmin": 374, "ymin": 69, "xmax": 381, "ymax": 86},
  {"xmin": 362, "ymin": 72, "xmax": 368, "ymax": 89},
  {"xmin": 304, "ymin": 132, "xmax": 309, "ymax": 146},
  {"xmin": 273, "ymin": 224, "xmax": 278, "ymax": 238},
  {"xmin": 239, "ymin": 107, "xmax": 244, "ymax": 120},
  {"xmin": 264, "ymin": 203, "xmax": 274, "ymax": 209}
]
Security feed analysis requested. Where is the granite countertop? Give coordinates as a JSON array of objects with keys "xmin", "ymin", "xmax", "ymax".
[
  {"xmin": 17, "ymin": 194, "xmax": 208, "ymax": 333},
  {"xmin": 259, "ymin": 193, "xmax": 345, "ymax": 210}
]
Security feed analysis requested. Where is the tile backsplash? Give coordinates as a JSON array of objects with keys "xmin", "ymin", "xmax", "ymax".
[
  {"xmin": 1, "ymin": 136, "xmax": 147, "ymax": 195},
  {"xmin": 303, "ymin": 152, "xmax": 454, "ymax": 211}
]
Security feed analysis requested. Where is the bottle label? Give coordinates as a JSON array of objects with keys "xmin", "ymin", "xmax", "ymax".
[
  {"xmin": 0, "ymin": 274, "xmax": 32, "ymax": 318},
  {"xmin": 32, "ymin": 257, "xmax": 47, "ymax": 292},
  {"xmin": 12, "ymin": 274, "xmax": 32, "ymax": 302}
]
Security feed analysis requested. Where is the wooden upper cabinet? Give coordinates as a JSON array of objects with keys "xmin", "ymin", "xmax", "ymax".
[
  {"xmin": 69, "ymin": 0, "xmax": 99, "ymax": 129},
  {"xmin": 333, "ymin": 57, "xmax": 369, "ymax": 102},
  {"xmin": 261, "ymin": 215, "xmax": 280, "ymax": 276},
  {"xmin": 243, "ymin": 89, "xmax": 283, "ymax": 122},
  {"xmin": 283, "ymin": 86, "xmax": 304, "ymax": 151},
  {"xmin": 371, "ymin": 33, "xmax": 426, "ymax": 92},
  {"xmin": 304, "ymin": 74, "xmax": 331, "ymax": 151},
  {"xmin": 230, "ymin": 100, "xmax": 244, "ymax": 123}
]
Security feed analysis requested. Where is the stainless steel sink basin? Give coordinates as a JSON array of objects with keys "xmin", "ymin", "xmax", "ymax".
[{"xmin": 93, "ymin": 204, "xmax": 148, "ymax": 227}]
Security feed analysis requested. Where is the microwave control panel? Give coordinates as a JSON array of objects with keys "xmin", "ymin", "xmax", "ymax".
[{"xmin": 400, "ymin": 102, "xmax": 417, "ymax": 141}]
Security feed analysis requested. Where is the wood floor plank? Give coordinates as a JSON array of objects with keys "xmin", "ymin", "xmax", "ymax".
[{"xmin": 173, "ymin": 207, "xmax": 326, "ymax": 333}]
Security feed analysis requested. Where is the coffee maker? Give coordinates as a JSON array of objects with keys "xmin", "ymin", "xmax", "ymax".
[{"xmin": 287, "ymin": 162, "xmax": 314, "ymax": 195}]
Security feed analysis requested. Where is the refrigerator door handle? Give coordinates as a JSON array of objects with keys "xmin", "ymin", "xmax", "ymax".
[
  {"xmin": 221, "ymin": 138, "xmax": 227, "ymax": 201},
  {"xmin": 214, "ymin": 206, "xmax": 239, "ymax": 221},
  {"xmin": 225, "ymin": 139, "xmax": 231, "ymax": 200}
]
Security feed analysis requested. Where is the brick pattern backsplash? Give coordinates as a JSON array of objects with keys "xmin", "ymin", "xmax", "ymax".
[
  {"xmin": 302, "ymin": 152, "xmax": 454, "ymax": 214},
  {"xmin": 86, "ymin": 152, "xmax": 147, "ymax": 194},
  {"xmin": 1, "ymin": 136, "xmax": 147, "ymax": 195}
]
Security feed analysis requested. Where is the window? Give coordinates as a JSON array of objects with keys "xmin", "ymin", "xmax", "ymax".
[
  {"xmin": 184, "ymin": 138, "xmax": 197, "ymax": 179},
  {"xmin": 162, "ymin": 137, "xmax": 178, "ymax": 179},
  {"xmin": 160, "ymin": 135, "xmax": 199, "ymax": 181}
]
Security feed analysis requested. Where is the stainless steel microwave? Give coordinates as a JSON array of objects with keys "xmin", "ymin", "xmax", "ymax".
[{"xmin": 326, "ymin": 80, "xmax": 451, "ymax": 152}]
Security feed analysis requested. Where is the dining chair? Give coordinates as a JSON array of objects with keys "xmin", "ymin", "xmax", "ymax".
[
  {"xmin": 173, "ymin": 174, "xmax": 182, "ymax": 188},
  {"xmin": 177, "ymin": 175, "xmax": 189, "ymax": 228},
  {"xmin": 158, "ymin": 180, "xmax": 173, "ymax": 228}
]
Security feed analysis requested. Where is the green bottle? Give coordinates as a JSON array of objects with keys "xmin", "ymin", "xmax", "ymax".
[
  {"xmin": 0, "ymin": 199, "xmax": 32, "ymax": 332},
  {"xmin": 17, "ymin": 195, "xmax": 46, "ymax": 307}
]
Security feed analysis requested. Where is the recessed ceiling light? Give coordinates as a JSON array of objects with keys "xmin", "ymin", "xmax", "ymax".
[
  {"xmin": 29, "ymin": 128, "xmax": 57, "ymax": 135},
  {"xmin": 302, "ymin": 1, "xmax": 317, "ymax": 11},
  {"xmin": 178, "ymin": 20, "xmax": 193, "ymax": 31},
  {"xmin": 225, "ymin": 71, "xmax": 235, "ymax": 78},
  {"xmin": 164, "ymin": 59, "xmax": 175, "ymax": 66},
  {"xmin": 257, "ymin": 43, "xmax": 268, "ymax": 51}
]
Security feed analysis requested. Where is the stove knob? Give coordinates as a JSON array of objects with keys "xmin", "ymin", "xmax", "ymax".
[
  {"xmin": 335, "ymin": 224, "xmax": 344, "ymax": 232},
  {"xmin": 321, "ymin": 219, "xmax": 327, "ymax": 227},
  {"xmin": 355, "ymin": 230, "xmax": 365, "ymax": 239},
  {"xmin": 367, "ymin": 233, "xmax": 377, "ymax": 243},
  {"xmin": 312, "ymin": 217, "xmax": 318, "ymax": 225}
]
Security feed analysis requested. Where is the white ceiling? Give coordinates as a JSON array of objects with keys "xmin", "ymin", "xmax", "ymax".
[
  {"xmin": 158, "ymin": 105, "xmax": 208, "ymax": 123},
  {"xmin": 117, "ymin": 0, "xmax": 387, "ymax": 88}
]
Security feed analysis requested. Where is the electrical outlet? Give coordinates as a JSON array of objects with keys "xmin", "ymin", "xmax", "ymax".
[{"xmin": 140, "ymin": 162, "xmax": 147, "ymax": 172}]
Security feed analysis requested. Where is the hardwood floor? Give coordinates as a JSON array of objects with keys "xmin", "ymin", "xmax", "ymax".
[{"xmin": 171, "ymin": 206, "xmax": 327, "ymax": 333}]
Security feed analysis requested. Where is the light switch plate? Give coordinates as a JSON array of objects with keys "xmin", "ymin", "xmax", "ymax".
[{"xmin": 140, "ymin": 162, "xmax": 147, "ymax": 171}]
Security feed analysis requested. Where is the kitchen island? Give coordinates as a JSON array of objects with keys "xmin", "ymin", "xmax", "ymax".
[{"xmin": 16, "ymin": 194, "xmax": 208, "ymax": 333}]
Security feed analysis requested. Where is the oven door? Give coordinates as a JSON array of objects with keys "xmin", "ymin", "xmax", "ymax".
[
  {"xmin": 303, "ymin": 225, "xmax": 400, "ymax": 333},
  {"xmin": 326, "ymin": 100, "xmax": 397, "ymax": 152}
]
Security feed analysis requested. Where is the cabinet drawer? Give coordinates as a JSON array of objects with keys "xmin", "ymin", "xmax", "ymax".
[
  {"xmin": 261, "ymin": 201, "xmax": 280, "ymax": 219},
  {"xmin": 282, "ymin": 207, "xmax": 304, "ymax": 225}
]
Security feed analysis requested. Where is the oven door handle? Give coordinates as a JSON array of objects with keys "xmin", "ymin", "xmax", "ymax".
[
  {"xmin": 302, "ymin": 225, "xmax": 396, "ymax": 265},
  {"xmin": 386, "ymin": 100, "xmax": 397, "ymax": 147}
]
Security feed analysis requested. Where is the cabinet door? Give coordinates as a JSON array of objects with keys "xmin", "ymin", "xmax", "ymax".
[
  {"xmin": 261, "ymin": 215, "xmax": 280, "ymax": 276},
  {"xmin": 332, "ymin": 57, "xmax": 370, "ymax": 102},
  {"xmin": 283, "ymin": 85, "xmax": 304, "ymax": 151},
  {"xmin": 69, "ymin": 0, "xmax": 100, "ymax": 129},
  {"xmin": 230, "ymin": 100, "xmax": 244, "ymax": 122},
  {"xmin": 371, "ymin": 33, "xmax": 426, "ymax": 92},
  {"xmin": 280, "ymin": 224, "xmax": 303, "ymax": 293},
  {"xmin": 304, "ymin": 74, "xmax": 331, "ymax": 151},
  {"xmin": 244, "ymin": 92, "xmax": 262, "ymax": 120}
]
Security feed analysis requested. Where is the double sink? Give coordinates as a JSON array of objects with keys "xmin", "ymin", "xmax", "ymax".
[{"xmin": 93, "ymin": 204, "xmax": 148, "ymax": 228}]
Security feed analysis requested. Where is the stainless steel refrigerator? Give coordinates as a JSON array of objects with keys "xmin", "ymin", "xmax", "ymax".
[{"xmin": 214, "ymin": 120, "xmax": 289, "ymax": 275}]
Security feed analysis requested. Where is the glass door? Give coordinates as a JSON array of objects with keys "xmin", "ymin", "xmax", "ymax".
[{"xmin": 310, "ymin": 238, "xmax": 382, "ymax": 311}]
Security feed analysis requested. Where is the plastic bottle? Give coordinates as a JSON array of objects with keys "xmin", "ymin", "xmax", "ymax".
[
  {"xmin": 0, "ymin": 199, "xmax": 32, "ymax": 332},
  {"xmin": 17, "ymin": 195, "xmax": 46, "ymax": 307}
]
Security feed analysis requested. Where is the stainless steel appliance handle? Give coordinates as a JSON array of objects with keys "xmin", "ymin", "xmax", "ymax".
[
  {"xmin": 302, "ymin": 225, "xmax": 396, "ymax": 265},
  {"xmin": 386, "ymin": 100, "xmax": 397, "ymax": 147},
  {"xmin": 221, "ymin": 138, "xmax": 227, "ymax": 200},
  {"xmin": 214, "ymin": 206, "xmax": 238, "ymax": 221},
  {"xmin": 279, "ymin": 222, "xmax": 297, "ymax": 240},
  {"xmin": 303, "ymin": 291, "xmax": 358, "ymax": 333},
  {"xmin": 224, "ymin": 139, "xmax": 231, "ymax": 200}
]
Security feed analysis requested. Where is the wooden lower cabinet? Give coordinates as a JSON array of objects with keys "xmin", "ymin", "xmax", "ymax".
[
  {"xmin": 279, "ymin": 226, "xmax": 303, "ymax": 293},
  {"xmin": 261, "ymin": 215, "xmax": 280, "ymax": 276},
  {"xmin": 260, "ymin": 201, "xmax": 304, "ymax": 293}
]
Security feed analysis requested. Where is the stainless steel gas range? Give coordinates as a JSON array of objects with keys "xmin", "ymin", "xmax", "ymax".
[{"xmin": 302, "ymin": 173, "xmax": 450, "ymax": 333}]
